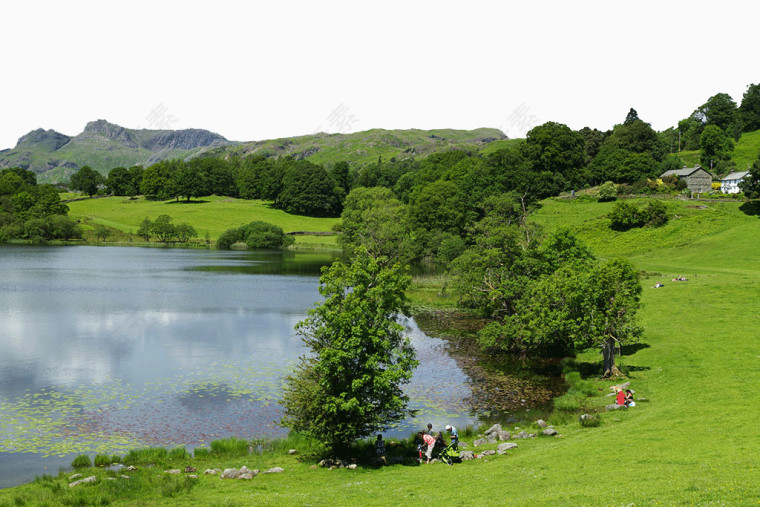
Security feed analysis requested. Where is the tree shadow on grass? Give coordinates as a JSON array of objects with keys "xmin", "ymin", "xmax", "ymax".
[
  {"xmin": 166, "ymin": 199, "xmax": 210, "ymax": 204},
  {"xmin": 739, "ymin": 201, "xmax": 760, "ymax": 217},
  {"xmin": 621, "ymin": 342, "xmax": 651, "ymax": 355}
]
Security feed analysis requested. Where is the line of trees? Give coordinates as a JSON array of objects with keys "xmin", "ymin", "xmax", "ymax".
[
  {"xmin": 136, "ymin": 215, "xmax": 197, "ymax": 243},
  {"xmin": 0, "ymin": 167, "xmax": 81, "ymax": 243}
]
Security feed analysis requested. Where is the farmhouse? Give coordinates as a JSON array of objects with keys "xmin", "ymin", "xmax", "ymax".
[
  {"xmin": 660, "ymin": 165, "xmax": 713, "ymax": 194},
  {"xmin": 720, "ymin": 170, "xmax": 749, "ymax": 194}
]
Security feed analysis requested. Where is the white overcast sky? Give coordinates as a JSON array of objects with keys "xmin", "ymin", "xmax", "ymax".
[{"xmin": 1, "ymin": 0, "xmax": 757, "ymax": 149}]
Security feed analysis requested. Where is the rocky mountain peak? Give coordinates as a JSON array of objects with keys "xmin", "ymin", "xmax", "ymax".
[
  {"xmin": 16, "ymin": 128, "xmax": 71, "ymax": 152},
  {"xmin": 82, "ymin": 119, "xmax": 138, "ymax": 148}
]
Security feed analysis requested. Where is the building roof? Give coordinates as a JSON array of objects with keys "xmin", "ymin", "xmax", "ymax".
[
  {"xmin": 660, "ymin": 165, "xmax": 710, "ymax": 178},
  {"xmin": 721, "ymin": 171, "xmax": 749, "ymax": 181}
]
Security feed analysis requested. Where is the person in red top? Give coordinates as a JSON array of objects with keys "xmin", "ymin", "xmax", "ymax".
[
  {"xmin": 615, "ymin": 386, "xmax": 626, "ymax": 406},
  {"xmin": 418, "ymin": 431, "xmax": 436, "ymax": 463}
]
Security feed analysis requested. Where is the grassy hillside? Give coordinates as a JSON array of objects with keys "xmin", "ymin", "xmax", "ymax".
[
  {"xmin": 210, "ymin": 128, "xmax": 507, "ymax": 167},
  {"xmin": 672, "ymin": 128, "xmax": 760, "ymax": 174},
  {"xmin": 3, "ymin": 196, "xmax": 758, "ymax": 504},
  {"xmin": 66, "ymin": 195, "xmax": 340, "ymax": 248}
]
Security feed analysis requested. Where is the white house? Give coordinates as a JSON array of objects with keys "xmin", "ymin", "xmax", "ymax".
[{"xmin": 720, "ymin": 171, "xmax": 749, "ymax": 194}]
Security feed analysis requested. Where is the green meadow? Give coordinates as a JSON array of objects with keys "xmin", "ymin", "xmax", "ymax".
[
  {"xmin": 2, "ymin": 197, "xmax": 759, "ymax": 505},
  {"xmin": 65, "ymin": 195, "xmax": 341, "ymax": 248}
]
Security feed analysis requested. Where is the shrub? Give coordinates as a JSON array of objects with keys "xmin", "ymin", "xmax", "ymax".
[
  {"xmin": 217, "ymin": 221, "xmax": 294, "ymax": 250},
  {"xmin": 597, "ymin": 181, "xmax": 617, "ymax": 202},
  {"xmin": 579, "ymin": 413, "xmax": 601, "ymax": 428},
  {"xmin": 641, "ymin": 200, "xmax": 669, "ymax": 227},
  {"xmin": 608, "ymin": 201, "xmax": 643, "ymax": 231},
  {"xmin": 94, "ymin": 454, "xmax": 111, "ymax": 467},
  {"xmin": 71, "ymin": 454, "xmax": 91, "ymax": 468}
]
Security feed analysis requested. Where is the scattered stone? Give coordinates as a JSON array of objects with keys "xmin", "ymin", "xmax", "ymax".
[
  {"xmin": 484, "ymin": 424, "xmax": 502, "ymax": 436},
  {"xmin": 498, "ymin": 442, "xmax": 518, "ymax": 452},
  {"xmin": 347, "ymin": 464, "xmax": 358, "ymax": 469},
  {"xmin": 105, "ymin": 477, "xmax": 116, "ymax": 481},
  {"xmin": 481, "ymin": 450, "xmax": 496, "ymax": 456},
  {"xmin": 239, "ymin": 466, "xmax": 251, "ymax": 475},
  {"xmin": 542, "ymin": 428, "xmax": 558, "ymax": 436},
  {"xmin": 221, "ymin": 468, "xmax": 241, "ymax": 479},
  {"xmin": 120, "ymin": 475, "xmax": 130, "ymax": 479},
  {"xmin": 187, "ymin": 475, "xmax": 198, "ymax": 479},
  {"xmin": 516, "ymin": 431, "xmax": 529, "ymax": 439},
  {"xmin": 204, "ymin": 469, "xmax": 218, "ymax": 475},
  {"xmin": 459, "ymin": 451, "xmax": 475, "ymax": 460},
  {"xmin": 606, "ymin": 404, "xmax": 625, "ymax": 411},
  {"xmin": 529, "ymin": 433, "xmax": 536, "ymax": 438},
  {"xmin": 69, "ymin": 476, "xmax": 96, "ymax": 488},
  {"xmin": 165, "ymin": 469, "xmax": 181, "ymax": 475},
  {"xmin": 473, "ymin": 438, "xmax": 489, "ymax": 447},
  {"xmin": 288, "ymin": 449, "xmax": 298, "ymax": 455},
  {"xmin": 580, "ymin": 414, "xmax": 592, "ymax": 421},
  {"xmin": 536, "ymin": 419, "xmax": 547, "ymax": 428},
  {"xmin": 68, "ymin": 473, "xmax": 83, "ymax": 480},
  {"xmin": 264, "ymin": 467, "xmax": 284, "ymax": 474},
  {"xmin": 184, "ymin": 466, "xmax": 196, "ymax": 473},
  {"xmin": 497, "ymin": 431, "xmax": 511, "ymax": 441},
  {"xmin": 458, "ymin": 441, "xmax": 469, "ymax": 448},
  {"xmin": 239, "ymin": 473, "xmax": 253, "ymax": 480},
  {"xmin": 126, "ymin": 465, "xmax": 138, "ymax": 471},
  {"xmin": 310, "ymin": 465, "xmax": 318, "ymax": 470}
]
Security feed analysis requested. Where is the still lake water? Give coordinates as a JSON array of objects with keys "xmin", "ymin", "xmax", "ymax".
[{"xmin": 0, "ymin": 246, "xmax": 476, "ymax": 488}]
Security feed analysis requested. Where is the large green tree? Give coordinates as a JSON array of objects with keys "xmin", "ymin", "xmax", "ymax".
[
  {"xmin": 281, "ymin": 249, "xmax": 418, "ymax": 453},
  {"xmin": 697, "ymin": 93, "xmax": 739, "ymax": 137},
  {"xmin": 279, "ymin": 161, "xmax": 341, "ymax": 216},
  {"xmin": 69, "ymin": 166, "xmax": 104, "ymax": 197},
  {"xmin": 700, "ymin": 125, "xmax": 734, "ymax": 168},
  {"xmin": 739, "ymin": 83, "xmax": 760, "ymax": 132},
  {"xmin": 739, "ymin": 155, "xmax": 760, "ymax": 198}
]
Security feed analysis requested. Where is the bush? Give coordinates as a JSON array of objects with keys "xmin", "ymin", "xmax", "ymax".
[
  {"xmin": 597, "ymin": 181, "xmax": 617, "ymax": 202},
  {"xmin": 94, "ymin": 454, "xmax": 111, "ymax": 467},
  {"xmin": 217, "ymin": 221, "xmax": 294, "ymax": 250},
  {"xmin": 641, "ymin": 200, "xmax": 669, "ymax": 227},
  {"xmin": 123, "ymin": 447, "xmax": 168, "ymax": 465},
  {"xmin": 71, "ymin": 454, "xmax": 91, "ymax": 468},
  {"xmin": 608, "ymin": 201, "xmax": 643, "ymax": 231}
]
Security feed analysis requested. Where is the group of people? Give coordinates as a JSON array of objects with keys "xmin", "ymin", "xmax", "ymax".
[
  {"xmin": 416, "ymin": 423, "xmax": 458, "ymax": 464},
  {"xmin": 613, "ymin": 386, "xmax": 635, "ymax": 407}
]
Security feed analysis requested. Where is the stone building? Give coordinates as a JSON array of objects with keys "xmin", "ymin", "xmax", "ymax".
[{"xmin": 660, "ymin": 165, "xmax": 713, "ymax": 194}]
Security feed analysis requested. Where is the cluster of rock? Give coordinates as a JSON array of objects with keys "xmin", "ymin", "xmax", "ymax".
[
  {"xmin": 316, "ymin": 458, "xmax": 359, "ymax": 470},
  {"xmin": 210, "ymin": 466, "xmax": 285, "ymax": 479},
  {"xmin": 471, "ymin": 421, "xmax": 560, "ymax": 447}
]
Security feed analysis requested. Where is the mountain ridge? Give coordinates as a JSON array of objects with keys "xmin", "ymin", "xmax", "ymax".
[{"xmin": 0, "ymin": 121, "xmax": 508, "ymax": 183}]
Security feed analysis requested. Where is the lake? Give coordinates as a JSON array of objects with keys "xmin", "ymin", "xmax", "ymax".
[{"xmin": 0, "ymin": 245, "xmax": 476, "ymax": 488}]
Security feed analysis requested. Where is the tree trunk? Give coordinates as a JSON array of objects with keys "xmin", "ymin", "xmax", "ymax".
[{"xmin": 602, "ymin": 336, "xmax": 621, "ymax": 377}]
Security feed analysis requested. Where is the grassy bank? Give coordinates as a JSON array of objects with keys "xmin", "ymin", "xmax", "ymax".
[
  {"xmin": 3, "ymin": 197, "xmax": 759, "ymax": 504},
  {"xmin": 66, "ymin": 195, "xmax": 341, "ymax": 248}
]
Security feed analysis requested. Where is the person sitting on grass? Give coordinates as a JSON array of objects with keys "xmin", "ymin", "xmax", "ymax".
[
  {"xmin": 624, "ymin": 389, "xmax": 636, "ymax": 407},
  {"xmin": 375, "ymin": 434, "xmax": 386, "ymax": 464},
  {"xmin": 418, "ymin": 431, "xmax": 436, "ymax": 464},
  {"xmin": 614, "ymin": 386, "xmax": 626, "ymax": 406},
  {"xmin": 445, "ymin": 425, "xmax": 459, "ymax": 450}
]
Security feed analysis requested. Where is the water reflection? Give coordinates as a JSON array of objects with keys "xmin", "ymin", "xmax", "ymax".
[{"xmin": 0, "ymin": 246, "xmax": 475, "ymax": 488}]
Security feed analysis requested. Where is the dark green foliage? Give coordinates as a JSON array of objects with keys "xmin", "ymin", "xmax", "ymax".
[
  {"xmin": 217, "ymin": 221, "xmax": 293, "ymax": 250},
  {"xmin": 150, "ymin": 214, "xmax": 174, "ymax": 242},
  {"xmin": 69, "ymin": 166, "xmax": 104, "ymax": 197},
  {"xmin": 1, "ymin": 167, "xmax": 37, "ymax": 187},
  {"xmin": 137, "ymin": 217, "xmax": 152, "ymax": 241},
  {"xmin": 739, "ymin": 155, "xmax": 760, "ymax": 198},
  {"xmin": 173, "ymin": 223, "xmax": 197, "ymax": 243},
  {"xmin": 281, "ymin": 249, "xmax": 417, "ymax": 454},
  {"xmin": 279, "ymin": 161, "xmax": 342, "ymax": 216},
  {"xmin": 71, "ymin": 454, "xmax": 91, "ymax": 468},
  {"xmin": 700, "ymin": 125, "xmax": 734, "ymax": 167},
  {"xmin": 522, "ymin": 121, "xmax": 585, "ymax": 187},
  {"xmin": 93, "ymin": 225, "xmax": 112, "ymax": 242},
  {"xmin": 739, "ymin": 83, "xmax": 760, "ymax": 132},
  {"xmin": 697, "ymin": 93, "xmax": 740, "ymax": 138},
  {"xmin": 608, "ymin": 200, "xmax": 669, "ymax": 231},
  {"xmin": 141, "ymin": 159, "xmax": 182, "ymax": 199}
]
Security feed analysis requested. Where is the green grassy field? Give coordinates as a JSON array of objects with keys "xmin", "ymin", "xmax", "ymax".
[
  {"xmin": 66, "ymin": 195, "xmax": 341, "ymax": 248},
  {"xmin": 2, "ymin": 197, "xmax": 759, "ymax": 505}
]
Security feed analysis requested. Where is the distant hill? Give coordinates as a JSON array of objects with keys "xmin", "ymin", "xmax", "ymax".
[
  {"xmin": 204, "ymin": 127, "xmax": 508, "ymax": 166},
  {"xmin": 0, "ymin": 120, "xmax": 233, "ymax": 183},
  {"xmin": 0, "ymin": 122, "xmax": 508, "ymax": 183}
]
